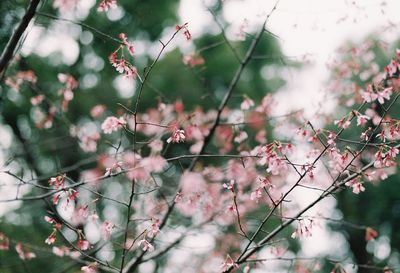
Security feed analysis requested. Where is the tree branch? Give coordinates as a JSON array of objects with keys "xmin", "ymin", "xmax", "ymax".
[{"xmin": 0, "ymin": 0, "xmax": 41, "ymax": 77}]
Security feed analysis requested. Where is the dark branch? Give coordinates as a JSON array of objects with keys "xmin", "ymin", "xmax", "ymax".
[{"xmin": 0, "ymin": 0, "xmax": 41, "ymax": 77}]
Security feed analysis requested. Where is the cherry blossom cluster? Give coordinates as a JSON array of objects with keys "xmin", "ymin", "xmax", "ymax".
[
  {"xmin": 109, "ymin": 33, "xmax": 137, "ymax": 78},
  {"xmin": 5, "ymin": 70, "xmax": 37, "ymax": 91},
  {"xmin": 97, "ymin": 0, "xmax": 117, "ymax": 12}
]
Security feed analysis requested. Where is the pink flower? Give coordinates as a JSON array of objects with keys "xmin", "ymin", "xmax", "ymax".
[
  {"xmin": 58, "ymin": 73, "xmax": 78, "ymax": 90},
  {"xmin": 365, "ymin": 227, "xmax": 378, "ymax": 241},
  {"xmin": 5, "ymin": 70, "xmax": 37, "ymax": 91},
  {"xmin": 115, "ymin": 56, "xmax": 127, "ymax": 73},
  {"xmin": 148, "ymin": 140, "xmax": 163, "ymax": 153},
  {"xmin": 0, "ymin": 233, "xmax": 9, "ymax": 250},
  {"xmin": 377, "ymin": 87, "xmax": 392, "ymax": 104},
  {"xmin": 79, "ymin": 131, "xmax": 101, "ymax": 153},
  {"xmin": 141, "ymin": 155, "xmax": 167, "ymax": 173},
  {"xmin": 30, "ymin": 95, "xmax": 45, "ymax": 105},
  {"xmin": 44, "ymin": 216, "xmax": 56, "ymax": 224},
  {"xmin": 90, "ymin": 104, "xmax": 106, "ymax": 118},
  {"xmin": 174, "ymin": 191, "xmax": 183, "ymax": 203},
  {"xmin": 167, "ymin": 129, "xmax": 186, "ymax": 143},
  {"xmin": 97, "ymin": 0, "xmax": 117, "ymax": 12},
  {"xmin": 176, "ymin": 23, "xmax": 192, "ymax": 41},
  {"xmin": 384, "ymin": 59, "xmax": 399, "ymax": 77},
  {"xmin": 322, "ymin": 133, "xmax": 334, "ymax": 147},
  {"xmin": 180, "ymin": 171, "xmax": 206, "ymax": 194},
  {"xmin": 266, "ymin": 156, "xmax": 288, "ymax": 176},
  {"xmin": 102, "ymin": 221, "xmax": 114, "ymax": 240},
  {"xmin": 138, "ymin": 239, "xmax": 154, "ymax": 252},
  {"xmin": 223, "ymin": 180, "xmax": 235, "ymax": 192},
  {"xmin": 53, "ymin": 194, "xmax": 61, "ymax": 205},
  {"xmin": 250, "ymin": 188, "xmax": 262, "ymax": 202},
  {"xmin": 334, "ymin": 118, "xmax": 351, "ymax": 129},
  {"xmin": 125, "ymin": 66, "xmax": 137, "ymax": 79},
  {"xmin": 49, "ymin": 174, "xmax": 66, "ymax": 189},
  {"xmin": 240, "ymin": 97, "xmax": 255, "ymax": 110},
  {"xmin": 387, "ymin": 146, "xmax": 399, "ymax": 159},
  {"xmin": 104, "ymin": 161, "xmax": 123, "ymax": 176},
  {"xmin": 77, "ymin": 239, "xmax": 90, "ymax": 251},
  {"xmin": 15, "ymin": 243, "xmax": 36, "ymax": 260},
  {"xmin": 345, "ymin": 179, "xmax": 365, "ymax": 194},
  {"xmin": 109, "ymin": 52, "xmax": 117, "ymax": 66},
  {"xmin": 221, "ymin": 255, "xmax": 239, "ymax": 271},
  {"xmin": 119, "ymin": 33, "xmax": 135, "ymax": 56},
  {"xmin": 149, "ymin": 218, "xmax": 161, "ymax": 237},
  {"xmin": 68, "ymin": 189, "xmax": 79, "ymax": 201},
  {"xmin": 360, "ymin": 90, "xmax": 378, "ymax": 103},
  {"xmin": 356, "ymin": 114, "xmax": 370, "ymax": 126},
  {"xmin": 234, "ymin": 131, "xmax": 248, "ymax": 143},
  {"xmin": 384, "ymin": 266, "xmax": 393, "ymax": 273},
  {"xmin": 52, "ymin": 246, "xmax": 69, "ymax": 257},
  {"xmin": 183, "ymin": 29, "xmax": 192, "ymax": 40},
  {"xmin": 291, "ymin": 219, "xmax": 315, "ymax": 238},
  {"xmin": 101, "ymin": 116, "xmax": 126, "ymax": 134},
  {"xmin": 182, "ymin": 54, "xmax": 205, "ymax": 67},
  {"xmin": 45, "ymin": 234, "xmax": 56, "ymax": 245},
  {"xmin": 53, "ymin": 0, "xmax": 79, "ymax": 13}
]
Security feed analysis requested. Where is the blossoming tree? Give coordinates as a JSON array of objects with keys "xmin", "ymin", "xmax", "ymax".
[{"xmin": 0, "ymin": 1, "xmax": 400, "ymax": 273}]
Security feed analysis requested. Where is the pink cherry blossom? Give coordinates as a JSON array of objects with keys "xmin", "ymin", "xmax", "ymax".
[
  {"xmin": 119, "ymin": 33, "xmax": 135, "ymax": 56},
  {"xmin": 234, "ymin": 131, "xmax": 248, "ymax": 143},
  {"xmin": 30, "ymin": 95, "xmax": 45, "ymax": 105},
  {"xmin": 49, "ymin": 174, "xmax": 66, "ymax": 189},
  {"xmin": 223, "ymin": 180, "xmax": 235, "ymax": 192},
  {"xmin": 250, "ymin": 188, "xmax": 262, "ymax": 202},
  {"xmin": 221, "ymin": 255, "xmax": 239, "ymax": 271},
  {"xmin": 15, "ymin": 243, "xmax": 36, "ymax": 260},
  {"xmin": 5, "ymin": 70, "xmax": 37, "ymax": 91},
  {"xmin": 104, "ymin": 161, "xmax": 123, "ymax": 176},
  {"xmin": 101, "ymin": 116, "xmax": 127, "ymax": 134},
  {"xmin": 167, "ymin": 129, "xmax": 186, "ymax": 143},
  {"xmin": 125, "ymin": 66, "xmax": 137, "ymax": 78},
  {"xmin": 148, "ymin": 139, "xmax": 164, "ymax": 153},
  {"xmin": 356, "ymin": 114, "xmax": 370, "ymax": 126},
  {"xmin": 0, "ymin": 233, "xmax": 9, "ymax": 250},
  {"xmin": 240, "ymin": 97, "xmax": 255, "ymax": 110},
  {"xmin": 174, "ymin": 191, "xmax": 183, "ymax": 203},
  {"xmin": 45, "ymin": 234, "xmax": 56, "ymax": 245},
  {"xmin": 365, "ymin": 227, "xmax": 378, "ymax": 241},
  {"xmin": 334, "ymin": 118, "xmax": 351, "ymax": 129},
  {"xmin": 183, "ymin": 54, "xmax": 205, "ymax": 67},
  {"xmin": 141, "ymin": 155, "xmax": 167, "ymax": 173},
  {"xmin": 77, "ymin": 239, "xmax": 90, "ymax": 251},
  {"xmin": 345, "ymin": 179, "xmax": 365, "ymax": 194},
  {"xmin": 53, "ymin": 0, "xmax": 79, "ymax": 13},
  {"xmin": 52, "ymin": 246, "xmax": 70, "ymax": 257},
  {"xmin": 90, "ymin": 104, "xmax": 106, "ymax": 118},
  {"xmin": 377, "ymin": 87, "xmax": 393, "ymax": 104},
  {"xmin": 97, "ymin": 0, "xmax": 117, "ymax": 12},
  {"xmin": 384, "ymin": 59, "xmax": 399, "ymax": 77},
  {"xmin": 102, "ymin": 221, "xmax": 114, "ymax": 240},
  {"xmin": 176, "ymin": 23, "xmax": 191, "ymax": 41},
  {"xmin": 149, "ymin": 218, "xmax": 161, "ymax": 237},
  {"xmin": 291, "ymin": 218, "xmax": 315, "ymax": 239}
]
